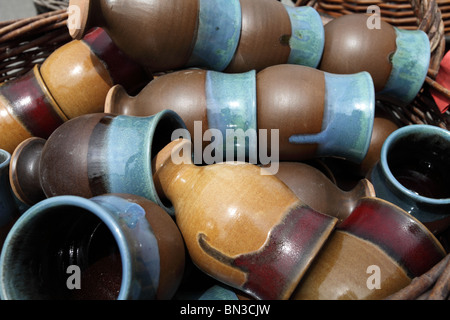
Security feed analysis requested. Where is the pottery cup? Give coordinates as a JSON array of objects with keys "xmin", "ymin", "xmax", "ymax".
[
  {"xmin": 291, "ymin": 197, "xmax": 446, "ymax": 300},
  {"xmin": 0, "ymin": 193, "xmax": 185, "ymax": 300},
  {"xmin": 368, "ymin": 124, "xmax": 450, "ymax": 234}
]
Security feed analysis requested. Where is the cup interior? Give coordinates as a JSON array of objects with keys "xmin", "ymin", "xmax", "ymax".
[
  {"xmin": 385, "ymin": 128, "xmax": 450, "ymax": 200},
  {"xmin": 0, "ymin": 205, "xmax": 122, "ymax": 300}
]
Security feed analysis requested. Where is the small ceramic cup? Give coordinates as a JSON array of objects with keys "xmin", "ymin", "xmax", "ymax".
[
  {"xmin": 368, "ymin": 124, "xmax": 450, "ymax": 234},
  {"xmin": 0, "ymin": 193, "xmax": 185, "ymax": 300}
]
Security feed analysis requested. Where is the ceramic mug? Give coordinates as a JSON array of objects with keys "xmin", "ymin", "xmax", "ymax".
[
  {"xmin": 0, "ymin": 193, "xmax": 185, "ymax": 300},
  {"xmin": 368, "ymin": 124, "xmax": 450, "ymax": 234}
]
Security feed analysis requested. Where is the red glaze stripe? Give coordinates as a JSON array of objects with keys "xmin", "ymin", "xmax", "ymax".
[
  {"xmin": 0, "ymin": 67, "xmax": 65, "ymax": 138},
  {"xmin": 82, "ymin": 28, "xmax": 152, "ymax": 95},
  {"xmin": 338, "ymin": 197, "xmax": 446, "ymax": 277},
  {"xmin": 199, "ymin": 204, "xmax": 337, "ymax": 300}
]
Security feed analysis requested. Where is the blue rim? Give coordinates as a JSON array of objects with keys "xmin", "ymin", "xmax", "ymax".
[
  {"xmin": 380, "ymin": 124, "xmax": 450, "ymax": 205},
  {"xmin": 0, "ymin": 195, "xmax": 135, "ymax": 300}
]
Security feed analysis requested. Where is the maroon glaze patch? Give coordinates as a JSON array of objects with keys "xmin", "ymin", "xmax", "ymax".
[
  {"xmin": 82, "ymin": 28, "xmax": 151, "ymax": 95},
  {"xmin": 0, "ymin": 68, "xmax": 65, "ymax": 138},
  {"xmin": 198, "ymin": 204, "xmax": 336, "ymax": 300},
  {"xmin": 339, "ymin": 198, "xmax": 446, "ymax": 277}
]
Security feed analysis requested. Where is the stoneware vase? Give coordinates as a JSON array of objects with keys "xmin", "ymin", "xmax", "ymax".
[
  {"xmin": 9, "ymin": 110, "xmax": 186, "ymax": 214},
  {"xmin": 271, "ymin": 162, "xmax": 375, "ymax": 223},
  {"xmin": 0, "ymin": 193, "xmax": 185, "ymax": 300},
  {"xmin": 0, "ymin": 28, "xmax": 150, "ymax": 154},
  {"xmin": 39, "ymin": 27, "xmax": 151, "ymax": 120},
  {"xmin": 319, "ymin": 14, "xmax": 430, "ymax": 106},
  {"xmin": 358, "ymin": 115, "xmax": 399, "ymax": 176},
  {"xmin": 368, "ymin": 124, "xmax": 450, "ymax": 234},
  {"xmin": 68, "ymin": 0, "xmax": 324, "ymax": 72},
  {"xmin": 0, "ymin": 149, "xmax": 20, "ymax": 250},
  {"xmin": 152, "ymin": 138, "xmax": 338, "ymax": 300},
  {"xmin": 291, "ymin": 197, "xmax": 446, "ymax": 300},
  {"xmin": 105, "ymin": 64, "xmax": 375, "ymax": 164}
]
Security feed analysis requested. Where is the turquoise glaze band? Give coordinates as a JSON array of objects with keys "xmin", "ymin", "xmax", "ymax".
[
  {"xmin": 205, "ymin": 70, "xmax": 257, "ymax": 161},
  {"xmin": 289, "ymin": 71, "xmax": 375, "ymax": 164},
  {"xmin": 187, "ymin": 0, "xmax": 241, "ymax": 71},
  {"xmin": 284, "ymin": 5, "xmax": 324, "ymax": 68},
  {"xmin": 102, "ymin": 111, "xmax": 185, "ymax": 216},
  {"xmin": 377, "ymin": 28, "xmax": 430, "ymax": 106},
  {"xmin": 105, "ymin": 115, "xmax": 159, "ymax": 204}
]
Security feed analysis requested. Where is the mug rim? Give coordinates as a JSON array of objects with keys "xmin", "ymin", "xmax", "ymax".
[
  {"xmin": 380, "ymin": 124, "xmax": 450, "ymax": 204},
  {"xmin": 0, "ymin": 195, "xmax": 133, "ymax": 300}
]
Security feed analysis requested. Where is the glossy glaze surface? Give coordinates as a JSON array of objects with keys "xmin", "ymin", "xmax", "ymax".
[
  {"xmin": 319, "ymin": 14, "xmax": 429, "ymax": 106},
  {"xmin": 68, "ymin": 0, "xmax": 324, "ymax": 72},
  {"xmin": 106, "ymin": 64, "xmax": 375, "ymax": 163},
  {"xmin": 0, "ymin": 66, "xmax": 66, "ymax": 153},
  {"xmin": 292, "ymin": 197, "xmax": 446, "ymax": 300},
  {"xmin": 0, "ymin": 193, "xmax": 185, "ymax": 300},
  {"xmin": 153, "ymin": 139, "xmax": 338, "ymax": 300}
]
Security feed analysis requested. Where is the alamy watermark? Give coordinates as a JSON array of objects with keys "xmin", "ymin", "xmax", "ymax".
[
  {"xmin": 170, "ymin": 121, "xmax": 280, "ymax": 175},
  {"xmin": 366, "ymin": 5, "xmax": 381, "ymax": 29}
]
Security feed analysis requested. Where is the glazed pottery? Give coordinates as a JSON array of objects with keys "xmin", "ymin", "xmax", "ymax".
[
  {"xmin": 319, "ymin": 14, "xmax": 430, "ymax": 106},
  {"xmin": 291, "ymin": 197, "xmax": 446, "ymax": 300},
  {"xmin": 0, "ymin": 193, "xmax": 185, "ymax": 300},
  {"xmin": 106, "ymin": 64, "xmax": 375, "ymax": 164},
  {"xmin": 358, "ymin": 115, "xmax": 398, "ymax": 175},
  {"xmin": 0, "ymin": 65, "xmax": 67, "ymax": 154},
  {"xmin": 68, "ymin": 0, "xmax": 324, "ymax": 72},
  {"xmin": 368, "ymin": 124, "xmax": 450, "ymax": 234},
  {"xmin": 271, "ymin": 162, "xmax": 375, "ymax": 223},
  {"xmin": 0, "ymin": 149, "xmax": 20, "ymax": 250},
  {"xmin": 0, "ymin": 28, "xmax": 150, "ymax": 154},
  {"xmin": 152, "ymin": 138, "xmax": 338, "ymax": 300},
  {"xmin": 40, "ymin": 27, "xmax": 151, "ymax": 119},
  {"xmin": 9, "ymin": 110, "xmax": 186, "ymax": 213}
]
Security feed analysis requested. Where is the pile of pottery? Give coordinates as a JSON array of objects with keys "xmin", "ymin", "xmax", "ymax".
[{"xmin": 0, "ymin": 0, "xmax": 448, "ymax": 300}]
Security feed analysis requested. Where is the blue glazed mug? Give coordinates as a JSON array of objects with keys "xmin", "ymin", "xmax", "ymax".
[
  {"xmin": 369, "ymin": 124, "xmax": 450, "ymax": 234},
  {"xmin": 9, "ymin": 110, "xmax": 186, "ymax": 216},
  {"xmin": 0, "ymin": 193, "xmax": 185, "ymax": 300}
]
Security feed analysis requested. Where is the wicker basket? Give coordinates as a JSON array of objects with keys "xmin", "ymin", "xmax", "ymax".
[
  {"xmin": 0, "ymin": 9, "xmax": 71, "ymax": 83},
  {"xmin": 294, "ymin": 0, "xmax": 450, "ymax": 130}
]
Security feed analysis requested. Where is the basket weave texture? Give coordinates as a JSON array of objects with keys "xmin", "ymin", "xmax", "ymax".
[{"xmin": 0, "ymin": 7, "xmax": 70, "ymax": 83}]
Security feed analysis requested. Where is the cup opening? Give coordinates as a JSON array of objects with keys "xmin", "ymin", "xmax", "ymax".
[
  {"xmin": 383, "ymin": 128, "xmax": 450, "ymax": 201},
  {"xmin": 1, "ymin": 204, "xmax": 122, "ymax": 300},
  {"xmin": 150, "ymin": 112, "xmax": 188, "ymax": 211}
]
